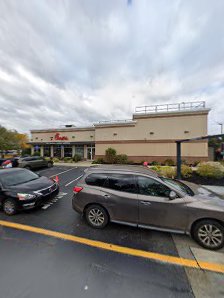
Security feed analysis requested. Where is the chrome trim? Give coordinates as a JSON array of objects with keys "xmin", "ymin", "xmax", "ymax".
[
  {"xmin": 111, "ymin": 220, "xmax": 137, "ymax": 227},
  {"xmin": 138, "ymin": 224, "xmax": 185, "ymax": 234},
  {"xmin": 33, "ymin": 183, "xmax": 57, "ymax": 196}
]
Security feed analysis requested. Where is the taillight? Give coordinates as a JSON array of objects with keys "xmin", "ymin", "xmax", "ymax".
[{"xmin": 73, "ymin": 186, "xmax": 83, "ymax": 193}]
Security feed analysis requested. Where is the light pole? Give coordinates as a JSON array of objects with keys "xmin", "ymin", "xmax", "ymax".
[{"xmin": 218, "ymin": 122, "xmax": 223, "ymax": 134}]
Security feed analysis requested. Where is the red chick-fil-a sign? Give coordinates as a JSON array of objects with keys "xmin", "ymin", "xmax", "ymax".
[{"xmin": 54, "ymin": 133, "xmax": 68, "ymax": 141}]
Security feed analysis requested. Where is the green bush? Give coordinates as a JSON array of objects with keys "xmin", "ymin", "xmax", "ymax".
[
  {"xmin": 116, "ymin": 154, "xmax": 128, "ymax": 164},
  {"xmin": 92, "ymin": 158, "xmax": 104, "ymax": 164},
  {"xmin": 192, "ymin": 160, "xmax": 201, "ymax": 167},
  {"xmin": 181, "ymin": 159, "xmax": 188, "ymax": 165},
  {"xmin": 44, "ymin": 157, "xmax": 51, "ymax": 161},
  {"xmin": 159, "ymin": 166, "xmax": 176, "ymax": 178},
  {"xmin": 73, "ymin": 154, "xmax": 82, "ymax": 162},
  {"xmin": 150, "ymin": 166, "xmax": 161, "ymax": 173},
  {"xmin": 105, "ymin": 147, "xmax": 117, "ymax": 164},
  {"xmin": 196, "ymin": 162, "xmax": 224, "ymax": 179},
  {"xmin": 32, "ymin": 151, "xmax": 40, "ymax": 156},
  {"xmin": 53, "ymin": 157, "xmax": 60, "ymax": 163},
  {"xmin": 164, "ymin": 159, "xmax": 175, "ymax": 166},
  {"xmin": 150, "ymin": 161, "xmax": 160, "ymax": 166},
  {"xmin": 181, "ymin": 165, "xmax": 193, "ymax": 178},
  {"xmin": 64, "ymin": 157, "xmax": 73, "ymax": 163},
  {"xmin": 22, "ymin": 148, "xmax": 31, "ymax": 156}
]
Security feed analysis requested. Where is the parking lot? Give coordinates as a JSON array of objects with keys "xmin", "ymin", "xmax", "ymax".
[{"xmin": 0, "ymin": 165, "xmax": 223, "ymax": 298}]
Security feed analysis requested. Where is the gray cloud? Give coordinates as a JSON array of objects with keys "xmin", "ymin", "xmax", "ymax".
[{"xmin": 0, "ymin": 0, "xmax": 224, "ymax": 134}]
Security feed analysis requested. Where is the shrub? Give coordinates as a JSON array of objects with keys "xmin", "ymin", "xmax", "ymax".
[
  {"xmin": 150, "ymin": 161, "xmax": 160, "ymax": 166},
  {"xmin": 105, "ymin": 147, "xmax": 117, "ymax": 164},
  {"xmin": 181, "ymin": 165, "xmax": 193, "ymax": 178},
  {"xmin": 44, "ymin": 157, "xmax": 51, "ymax": 161},
  {"xmin": 73, "ymin": 154, "xmax": 82, "ymax": 162},
  {"xmin": 53, "ymin": 157, "xmax": 60, "ymax": 163},
  {"xmin": 181, "ymin": 159, "xmax": 188, "ymax": 165},
  {"xmin": 22, "ymin": 148, "xmax": 31, "ymax": 156},
  {"xmin": 164, "ymin": 159, "xmax": 175, "ymax": 166},
  {"xmin": 116, "ymin": 154, "xmax": 128, "ymax": 164},
  {"xmin": 32, "ymin": 151, "xmax": 40, "ymax": 156},
  {"xmin": 192, "ymin": 160, "xmax": 201, "ymax": 167},
  {"xmin": 150, "ymin": 166, "xmax": 161, "ymax": 173},
  {"xmin": 64, "ymin": 157, "xmax": 73, "ymax": 163},
  {"xmin": 159, "ymin": 166, "xmax": 176, "ymax": 178},
  {"xmin": 196, "ymin": 162, "xmax": 224, "ymax": 179},
  {"xmin": 92, "ymin": 158, "xmax": 104, "ymax": 164}
]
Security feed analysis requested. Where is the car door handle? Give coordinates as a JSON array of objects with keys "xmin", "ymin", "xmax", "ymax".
[
  {"xmin": 103, "ymin": 194, "xmax": 110, "ymax": 198},
  {"xmin": 140, "ymin": 201, "xmax": 151, "ymax": 205}
]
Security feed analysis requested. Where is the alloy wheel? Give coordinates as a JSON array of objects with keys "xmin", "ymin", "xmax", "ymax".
[
  {"xmin": 198, "ymin": 224, "xmax": 223, "ymax": 248},
  {"xmin": 3, "ymin": 200, "xmax": 16, "ymax": 215},
  {"xmin": 88, "ymin": 208, "xmax": 105, "ymax": 227}
]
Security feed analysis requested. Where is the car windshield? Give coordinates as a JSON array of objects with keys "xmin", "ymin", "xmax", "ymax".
[
  {"xmin": 160, "ymin": 177, "xmax": 194, "ymax": 196},
  {"xmin": 0, "ymin": 170, "xmax": 39, "ymax": 187}
]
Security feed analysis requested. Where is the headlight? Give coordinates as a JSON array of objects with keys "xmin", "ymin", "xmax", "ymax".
[{"xmin": 17, "ymin": 193, "xmax": 36, "ymax": 200}]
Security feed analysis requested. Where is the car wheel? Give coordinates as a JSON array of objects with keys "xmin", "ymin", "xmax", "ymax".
[
  {"xmin": 3, "ymin": 199, "xmax": 18, "ymax": 216},
  {"xmin": 47, "ymin": 162, "xmax": 53, "ymax": 168},
  {"xmin": 193, "ymin": 220, "xmax": 224, "ymax": 250},
  {"xmin": 85, "ymin": 204, "xmax": 109, "ymax": 229}
]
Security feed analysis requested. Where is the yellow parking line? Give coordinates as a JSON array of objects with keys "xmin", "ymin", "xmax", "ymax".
[{"xmin": 0, "ymin": 220, "xmax": 224, "ymax": 274}]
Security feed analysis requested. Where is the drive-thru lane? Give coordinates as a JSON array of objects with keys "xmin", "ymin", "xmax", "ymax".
[{"xmin": 0, "ymin": 165, "xmax": 204, "ymax": 297}]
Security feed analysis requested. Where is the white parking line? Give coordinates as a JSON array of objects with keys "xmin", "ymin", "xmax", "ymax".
[
  {"xmin": 41, "ymin": 192, "xmax": 67, "ymax": 210},
  {"xmin": 50, "ymin": 168, "xmax": 77, "ymax": 178},
  {"xmin": 65, "ymin": 175, "xmax": 83, "ymax": 187}
]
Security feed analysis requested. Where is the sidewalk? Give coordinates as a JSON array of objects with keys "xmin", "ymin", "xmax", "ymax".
[{"xmin": 54, "ymin": 161, "xmax": 94, "ymax": 167}]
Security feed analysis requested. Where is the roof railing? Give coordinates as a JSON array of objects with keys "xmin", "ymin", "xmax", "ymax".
[
  {"xmin": 97, "ymin": 119, "xmax": 134, "ymax": 124},
  {"xmin": 135, "ymin": 101, "xmax": 206, "ymax": 114}
]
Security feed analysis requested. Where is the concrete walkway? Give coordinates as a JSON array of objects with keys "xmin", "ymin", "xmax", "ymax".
[{"xmin": 54, "ymin": 161, "xmax": 94, "ymax": 167}]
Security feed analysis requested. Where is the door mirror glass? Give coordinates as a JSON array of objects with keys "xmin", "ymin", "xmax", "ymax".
[{"xmin": 169, "ymin": 190, "xmax": 177, "ymax": 200}]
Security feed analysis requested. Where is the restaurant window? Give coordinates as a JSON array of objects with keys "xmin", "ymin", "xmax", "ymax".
[
  {"xmin": 75, "ymin": 145, "xmax": 84, "ymax": 159},
  {"xmin": 53, "ymin": 145, "xmax": 61, "ymax": 158},
  {"xmin": 64, "ymin": 145, "xmax": 72, "ymax": 158},
  {"xmin": 43, "ymin": 146, "xmax": 51, "ymax": 157}
]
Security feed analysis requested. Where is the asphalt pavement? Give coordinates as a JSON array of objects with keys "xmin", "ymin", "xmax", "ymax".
[{"xmin": 0, "ymin": 165, "xmax": 219, "ymax": 298}]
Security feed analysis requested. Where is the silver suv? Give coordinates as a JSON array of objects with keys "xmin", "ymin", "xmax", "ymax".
[{"xmin": 72, "ymin": 165, "xmax": 224, "ymax": 250}]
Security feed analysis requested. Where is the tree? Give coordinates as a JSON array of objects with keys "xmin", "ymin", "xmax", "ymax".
[
  {"xmin": 0, "ymin": 126, "xmax": 30, "ymax": 153},
  {"xmin": 16, "ymin": 133, "xmax": 30, "ymax": 150}
]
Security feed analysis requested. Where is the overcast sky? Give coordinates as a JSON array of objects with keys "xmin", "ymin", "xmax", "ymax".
[{"xmin": 0, "ymin": 0, "xmax": 223, "ymax": 134}]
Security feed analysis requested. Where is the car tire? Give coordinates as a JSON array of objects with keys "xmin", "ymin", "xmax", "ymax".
[
  {"xmin": 193, "ymin": 219, "xmax": 224, "ymax": 250},
  {"xmin": 47, "ymin": 162, "xmax": 53, "ymax": 168},
  {"xmin": 85, "ymin": 204, "xmax": 109, "ymax": 229},
  {"xmin": 3, "ymin": 199, "xmax": 18, "ymax": 216}
]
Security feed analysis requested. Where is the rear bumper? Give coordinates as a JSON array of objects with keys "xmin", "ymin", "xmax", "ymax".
[{"xmin": 72, "ymin": 195, "xmax": 83, "ymax": 214}]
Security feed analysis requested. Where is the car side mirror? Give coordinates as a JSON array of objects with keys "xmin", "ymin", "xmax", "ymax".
[
  {"xmin": 36, "ymin": 172, "xmax": 42, "ymax": 177},
  {"xmin": 169, "ymin": 190, "xmax": 177, "ymax": 200}
]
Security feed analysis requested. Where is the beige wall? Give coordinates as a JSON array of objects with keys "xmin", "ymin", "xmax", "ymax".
[
  {"xmin": 95, "ymin": 113, "xmax": 208, "ymax": 142},
  {"xmin": 30, "ymin": 110, "xmax": 209, "ymax": 162},
  {"xmin": 95, "ymin": 142, "xmax": 208, "ymax": 157},
  {"xmin": 31, "ymin": 129, "xmax": 95, "ymax": 143}
]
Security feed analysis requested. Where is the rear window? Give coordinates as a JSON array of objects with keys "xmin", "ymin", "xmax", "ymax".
[
  {"xmin": 85, "ymin": 173, "xmax": 107, "ymax": 187},
  {"xmin": 105, "ymin": 174, "xmax": 137, "ymax": 193}
]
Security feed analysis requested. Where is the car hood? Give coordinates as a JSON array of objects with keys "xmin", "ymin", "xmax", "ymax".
[
  {"xmin": 7, "ymin": 176, "xmax": 54, "ymax": 193},
  {"xmin": 183, "ymin": 183, "xmax": 224, "ymax": 211}
]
